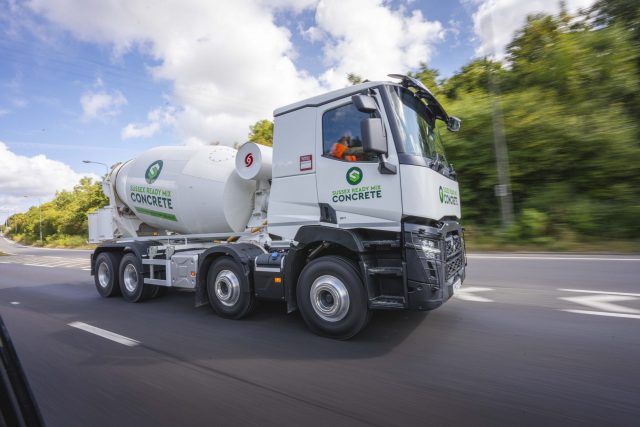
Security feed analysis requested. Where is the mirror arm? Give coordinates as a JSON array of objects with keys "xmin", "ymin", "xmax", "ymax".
[{"xmin": 377, "ymin": 154, "xmax": 397, "ymax": 175}]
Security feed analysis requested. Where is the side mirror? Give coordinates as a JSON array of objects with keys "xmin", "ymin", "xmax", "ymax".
[
  {"xmin": 361, "ymin": 118, "xmax": 386, "ymax": 154},
  {"xmin": 447, "ymin": 116, "xmax": 461, "ymax": 132},
  {"xmin": 352, "ymin": 94, "xmax": 377, "ymax": 113}
]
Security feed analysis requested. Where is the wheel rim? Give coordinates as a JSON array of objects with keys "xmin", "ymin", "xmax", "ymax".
[
  {"xmin": 310, "ymin": 275, "xmax": 350, "ymax": 322},
  {"xmin": 97, "ymin": 262, "xmax": 110, "ymax": 288},
  {"xmin": 214, "ymin": 270, "xmax": 240, "ymax": 307},
  {"xmin": 123, "ymin": 264, "xmax": 139, "ymax": 293}
]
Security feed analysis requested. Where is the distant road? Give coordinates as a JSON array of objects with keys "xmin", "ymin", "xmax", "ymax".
[
  {"xmin": 0, "ymin": 234, "xmax": 92, "ymax": 257},
  {"xmin": 0, "ymin": 241, "xmax": 639, "ymax": 426}
]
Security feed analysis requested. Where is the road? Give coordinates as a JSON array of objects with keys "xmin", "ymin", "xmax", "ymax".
[{"xmin": 0, "ymin": 236, "xmax": 639, "ymax": 426}]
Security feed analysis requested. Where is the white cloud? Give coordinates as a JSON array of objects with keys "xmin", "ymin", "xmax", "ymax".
[
  {"xmin": 312, "ymin": 0, "xmax": 444, "ymax": 89},
  {"xmin": 80, "ymin": 88, "xmax": 127, "ymax": 121},
  {"xmin": 472, "ymin": 0, "xmax": 596, "ymax": 58},
  {"xmin": 122, "ymin": 106, "xmax": 176, "ymax": 139},
  {"xmin": 0, "ymin": 141, "xmax": 99, "ymax": 216},
  {"xmin": 29, "ymin": 0, "xmax": 445, "ymax": 144}
]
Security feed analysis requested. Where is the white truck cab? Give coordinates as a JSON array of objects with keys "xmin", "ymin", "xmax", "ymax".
[{"xmin": 89, "ymin": 75, "xmax": 466, "ymax": 339}]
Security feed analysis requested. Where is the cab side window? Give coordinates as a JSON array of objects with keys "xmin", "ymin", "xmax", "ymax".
[{"xmin": 322, "ymin": 102, "xmax": 378, "ymax": 162}]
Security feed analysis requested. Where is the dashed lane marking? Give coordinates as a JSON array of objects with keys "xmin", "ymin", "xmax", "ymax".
[
  {"xmin": 454, "ymin": 286, "xmax": 494, "ymax": 302},
  {"xmin": 68, "ymin": 322, "xmax": 139, "ymax": 347},
  {"xmin": 558, "ymin": 288, "xmax": 640, "ymax": 297}
]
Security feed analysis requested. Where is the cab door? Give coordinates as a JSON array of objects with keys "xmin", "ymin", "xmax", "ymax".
[{"xmin": 315, "ymin": 93, "xmax": 402, "ymax": 231}]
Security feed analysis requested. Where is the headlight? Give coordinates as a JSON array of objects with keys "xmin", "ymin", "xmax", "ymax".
[{"xmin": 419, "ymin": 237, "xmax": 441, "ymax": 259}]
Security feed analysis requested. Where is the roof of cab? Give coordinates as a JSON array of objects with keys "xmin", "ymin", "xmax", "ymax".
[{"xmin": 273, "ymin": 80, "xmax": 400, "ymax": 117}]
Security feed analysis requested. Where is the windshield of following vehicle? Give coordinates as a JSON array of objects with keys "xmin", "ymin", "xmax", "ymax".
[{"xmin": 387, "ymin": 86, "xmax": 449, "ymax": 167}]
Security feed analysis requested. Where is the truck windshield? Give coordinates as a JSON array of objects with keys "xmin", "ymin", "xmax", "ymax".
[{"xmin": 387, "ymin": 86, "xmax": 449, "ymax": 168}]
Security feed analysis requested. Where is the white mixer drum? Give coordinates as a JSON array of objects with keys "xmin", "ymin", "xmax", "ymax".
[{"xmin": 114, "ymin": 145, "xmax": 256, "ymax": 234}]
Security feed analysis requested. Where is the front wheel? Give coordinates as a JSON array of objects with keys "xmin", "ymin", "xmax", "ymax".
[
  {"xmin": 296, "ymin": 256, "xmax": 370, "ymax": 340},
  {"xmin": 206, "ymin": 257, "xmax": 255, "ymax": 319}
]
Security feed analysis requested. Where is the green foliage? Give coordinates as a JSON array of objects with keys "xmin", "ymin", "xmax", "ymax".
[
  {"xmin": 441, "ymin": 7, "xmax": 640, "ymax": 241},
  {"xmin": 248, "ymin": 119, "xmax": 274, "ymax": 147},
  {"xmin": 6, "ymin": 178, "xmax": 108, "ymax": 246},
  {"xmin": 347, "ymin": 73, "xmax": 364, "ymax": 85}
]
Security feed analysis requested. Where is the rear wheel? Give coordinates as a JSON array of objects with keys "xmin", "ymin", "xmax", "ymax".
[
  {"xmin": 206, "ymin": 257, "xmax": 255, "ymax": 319},
  {"xmin": 297, "ymin": 256, "xmax": 370, "ymax": 340},
  {"xmin": 94, "ymin": 252, "xmax": 121, "ymax": 297},
  {"xmin": 119, "ymin": 253, "xmax": 155, "ymax": 302}
]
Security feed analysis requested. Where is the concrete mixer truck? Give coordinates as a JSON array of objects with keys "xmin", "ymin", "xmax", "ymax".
[{"xmin": 88, "ymin": 74, "xmax": 466, "ymax": 339}]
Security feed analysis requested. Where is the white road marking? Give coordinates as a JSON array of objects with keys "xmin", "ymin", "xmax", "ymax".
[
  {"xmin": 560, "ymin": 295, "xmax": 640, "ymax": 314},
  {"xmin": 0, "ymin": 254, "xmax": 89, "ymax": 270},
  {"xmin": 468, "ymin": 255, "xmax": 640, "ymax": 261},
  {"xmin": 454, "ymin": 286, "xmax": 494, "ymax": 302},
  {"xmin": 559, "ymin": 289, "xmax": 640, "ymax": 320},
  {"xmin": 559, "ymin": 289, "xmax": 640, "ymax": 297},
  {"xmin": 10, "ymin": 302, "xmax": 19, "ymax": 305},
  {"xmin": 23, "ymin": 263, "xmax": 54, "ymax": 268},
  {"xmin": 68, "ymin": 322, "xmax": 139, "ymax": 347},
  {"xmin": 563, "ymin": 310, "xmax": 640, "ymax": 320}
]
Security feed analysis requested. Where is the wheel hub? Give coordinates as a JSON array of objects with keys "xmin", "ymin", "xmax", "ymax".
[
  {"xmin": 123, "ymin": 264, "xmax": 139, "ymax": 293},
  {"xmin": 310, "ymin": 275, "xmax": 350, "ymax": 322},
  {"xmin": 215, "ymin": 270, "xmax": 240, "ymax": 307}
]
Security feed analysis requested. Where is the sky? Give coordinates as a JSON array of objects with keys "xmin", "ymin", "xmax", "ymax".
[{"xmin": 0, "ymin": 0, "xmax": 595, "ymax": 222}]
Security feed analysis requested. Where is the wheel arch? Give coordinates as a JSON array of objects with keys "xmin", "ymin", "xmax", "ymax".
[
  {"xmin": 195, "ymin": 243, "xmax": 266, "ymax": 307},
  {"xmin": 284, "ymin": 226, "xmax": 367, "ymax": 313},
  {"xmin": 91, "ymin": 241, "xmax": 160, "ymax": 274}
]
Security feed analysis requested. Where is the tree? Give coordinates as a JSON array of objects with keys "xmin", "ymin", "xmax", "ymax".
[
  {"xmin": 346, "ymin": 73, "xmax": 363, "ymax": 85},
  {"xmin": 248, "ymin": 119, "xmax": 274, "ymax": 147},
  {"xmin": 6, "ymin": 178, "xmax": 108, "ymax": 244}
]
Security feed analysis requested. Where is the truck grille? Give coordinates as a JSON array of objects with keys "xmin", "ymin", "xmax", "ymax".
[{"xmin": 444, "ymin": 233, "xmax": 464, "ymax": 279}]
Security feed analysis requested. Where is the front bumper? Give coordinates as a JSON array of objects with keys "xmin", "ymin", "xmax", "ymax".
[{"xmin": 403, "ymin": 221, "xmax": 466, "ymax": 311}]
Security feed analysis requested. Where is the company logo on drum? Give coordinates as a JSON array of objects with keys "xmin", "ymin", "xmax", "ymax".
[
  {"xmin": 145, "ymin": 160, "xmax": 164, "ymax": 184},
  {"xmin": 244, "ymin": 153, "xmax": 254, "ymax": 167}
]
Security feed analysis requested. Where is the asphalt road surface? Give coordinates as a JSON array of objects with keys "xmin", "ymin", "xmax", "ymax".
[{"xmin": 1, "ymin": 236, "xmax": 639, "ymax": 426}]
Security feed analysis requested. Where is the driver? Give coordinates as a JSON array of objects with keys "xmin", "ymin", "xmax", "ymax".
[{"xmin": 330, "ymin": 136, "xmax": 360, "ymax": 162}]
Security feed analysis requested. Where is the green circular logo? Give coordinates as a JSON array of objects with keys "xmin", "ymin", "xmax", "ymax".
[
  {"xmin": 439, "ymin": 186, "xmax": 444, "ymax": 203},
  {"xmin": 145, "ymin": 160, "xmax": 163, "ymax": 184},
  {"xmin": 346, "ymin": 167, "xmax": 363, "ymax": 185}
]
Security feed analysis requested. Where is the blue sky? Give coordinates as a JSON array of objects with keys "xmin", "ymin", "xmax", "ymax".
[{"xmin": 0, "ymin": 0, "xmax": 593, "ymax": 221}]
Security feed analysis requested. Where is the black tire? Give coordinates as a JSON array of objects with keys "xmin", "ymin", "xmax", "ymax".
[
  {"xmin": 296, "ymin": 256, "xmax": 370, "ymax": 340},
  {"xmin": 119, "ymin": 253, "xmax": 155, "ymax": 302},
  {"xmin": 206, "ymin": 257, "xmax": 255, "ymax": 319},
  {"xmin": 94, "ymin": 252, "xmax": 121, "ymax": 297}
]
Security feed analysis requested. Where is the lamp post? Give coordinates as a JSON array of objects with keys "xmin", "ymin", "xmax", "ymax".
[
  {"xmin": 484, "ymin": 8, "xmax": 514, "ymax": 228},
  {"xmin": 82, "ymin": 160, "xmax": 110, "ymax": 177}
]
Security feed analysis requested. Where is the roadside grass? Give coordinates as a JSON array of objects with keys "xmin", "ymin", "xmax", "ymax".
[
  {"xmin": 464, "ymin": 227, "xmax": 640, "ymax": 253},
  {"xmin": 8, "ymin": 234, "xmax": 96, "ymax": 250}
]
